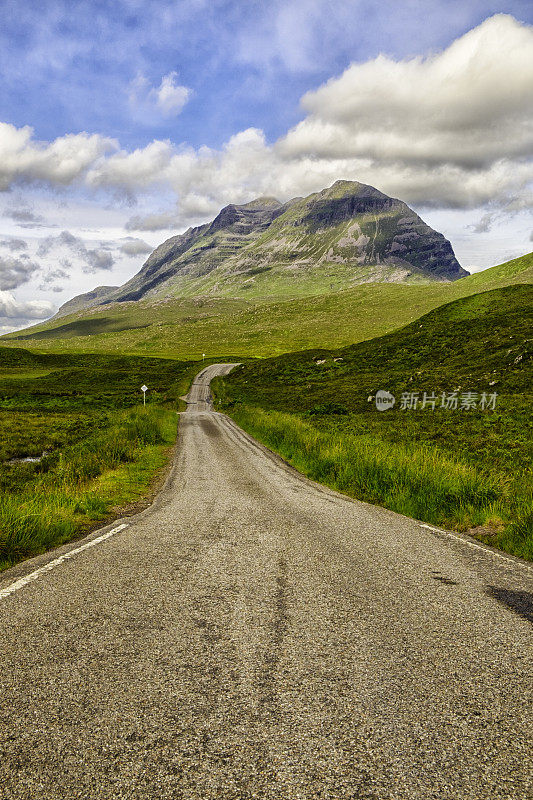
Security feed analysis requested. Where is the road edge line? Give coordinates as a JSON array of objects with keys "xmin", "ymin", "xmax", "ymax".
[
  {"xmin": 419, "ymin": 523, "xmax": 533, "ymax": 571},
  {"xmin": 0, "ymin": 523, "xmax": 129, "ymax": 601}
]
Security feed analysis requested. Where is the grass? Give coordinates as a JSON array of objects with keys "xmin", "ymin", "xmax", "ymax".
[
  {"xmin": 228, "ymin": 404, "xmax": 508, "ymax": 527},
  {"xmin": 1, "ymin": 254, "xmax": 531, "ymax": 566},
  {"xmin": 214, "ymin": 284, "xmax": 533, "ymax": 560},
  {"xmin": 0, "ymin": 406, "xmax": 177, "ymax": 569},
  {"xmin": 0, "ymin": 347, "xmax": 203, "ymax": 570},
  {"xmin": 1, "ymin": 252, "xmax": 531, "ymax": 360}
]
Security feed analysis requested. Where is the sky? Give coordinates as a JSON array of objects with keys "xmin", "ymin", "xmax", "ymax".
[{"xmin": 0, "ymin": 0, "xmax": 532, "ymax": 331}]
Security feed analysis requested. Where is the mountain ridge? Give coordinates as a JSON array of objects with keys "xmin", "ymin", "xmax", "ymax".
[{"xmin": 56, "ymin": 180, "xmax": 467, "ymax": 315}]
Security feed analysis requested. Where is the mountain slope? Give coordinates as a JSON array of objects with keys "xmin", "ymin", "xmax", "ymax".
[
  {"xmin": 2, "ymin": 252, "xmax": 530, "ymax": 360},
  {"xmin": 54, "ymin": 285, "xmax": 119, "ymax": 319},
  {"xmin": 102, "ymin": 197, "xmax": 288, "ymax": 304},
  {"xmin": 218, "ymin": 283, "xmax": 533, "ymax": 415},
  {"xmin": 63, "ymin": 180, "xmax": 466, "ymax": 312}
]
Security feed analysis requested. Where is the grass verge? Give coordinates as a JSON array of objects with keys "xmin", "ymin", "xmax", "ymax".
[
  {"xmin": 227, "ymin": 405, "xmax": 531, "ymax": 560},
  {"xmin": 215, "ymin": 285, "xmax": 532, "ymax": 561},
  {"xmin": 0, "ymin": 406, "xmax": 178, "ymax": 571}
]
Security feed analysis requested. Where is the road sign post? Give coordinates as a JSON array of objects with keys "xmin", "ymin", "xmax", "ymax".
[{"xmin": 141, "ymin": 384, "xmax": 148, "ymax": 406}]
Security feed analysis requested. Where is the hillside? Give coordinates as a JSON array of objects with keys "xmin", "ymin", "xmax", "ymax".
[
  {"xmin": 54, "ymin": 180, "xmax": 467, "ymax": 314},
  {"xmin": 55, "ymin": 285, "xmax": 119, "ymax": 319},
  {"xmin": 2, "ymin": 252, "xmax": 531, "ymax": 360},
  {"xmin": 217, "ymin": 283, "xmax": 533, "ymax": 417},
  {"xmin": 215, "ymin": 283, "xmax": 533, "ymax": 559}
]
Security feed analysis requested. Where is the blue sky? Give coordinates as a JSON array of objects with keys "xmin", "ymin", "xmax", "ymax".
[
  {"xmin": 2, "ymin": 0, "xmax": 531, "ymax": 148},
  {"xmin": 0, "ymin": 0, "xmax": 532, "ymax": 328}
]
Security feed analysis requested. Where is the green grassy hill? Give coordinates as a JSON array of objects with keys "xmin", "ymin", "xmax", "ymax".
[
  {"xmin": 215, "ymin": 283, "xmax": 533, "ymax": 559},
  {"xmin": 2, "ymin": 252, "xmax": 531, "ymax": 359}
]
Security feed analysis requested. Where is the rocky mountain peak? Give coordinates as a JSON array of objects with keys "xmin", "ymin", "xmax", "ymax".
[{"xmin": 59, "ymin": 179, "xmax": 468, "ymax": 312}]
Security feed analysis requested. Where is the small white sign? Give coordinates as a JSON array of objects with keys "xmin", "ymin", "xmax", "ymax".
[{"xmin": 141, "ymin": 385, "xmax": 148, "ymax": 393}]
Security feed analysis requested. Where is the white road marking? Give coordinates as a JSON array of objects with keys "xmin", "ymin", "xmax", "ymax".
[
  {"xmin": 0, "ymin": 523, "xmax": 129, "ymax": 601},
  {"xmin": 419, "ymin": 523, "xmax": 532, "ymax": 571}
]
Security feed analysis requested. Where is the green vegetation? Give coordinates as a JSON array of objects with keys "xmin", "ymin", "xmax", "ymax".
[
  {"xmin": 0, "ymin": 347, "xmax": 198, "ymax": 570},
  {"xmin": 1, "ymin": 253, "xmax": 531, "ymax": 566},
  {"xmin": 2, "ymin": 252, "xmax": 531, "ymax": 360},
  {"xmin": 214, "ymin": 284, "xmax": 533, "ymax": 560}
]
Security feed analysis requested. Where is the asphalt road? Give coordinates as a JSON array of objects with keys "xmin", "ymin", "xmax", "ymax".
[{"xmin": 0, "ymin": 363, "xmax": 531, "ymax": 799}]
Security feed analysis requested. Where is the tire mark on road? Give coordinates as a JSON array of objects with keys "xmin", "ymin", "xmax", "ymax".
[{"xmin": 259, "ymin": 555, "xmax": 289, "ymax": 709}]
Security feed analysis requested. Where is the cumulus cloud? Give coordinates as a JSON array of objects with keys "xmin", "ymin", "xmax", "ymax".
[
  {"xmin": 0, "ymin": 290, "xmax": 53, "ymax": 319},
  {"xmin": 128, "ymin": 71, "xmax": 191, "ymax": 120},
  {"xmin": 0, "ymin": 15, "xmax": 531, "ymax": 218},
  {"xmin": 0, "ymin": 123, "xmax": 115, "ymax": 190},
  {"xmin": 116, "ymin": 13, "xmax": 533, "ymax": 219},
  {"xmin": 281, "ymin": 14, "xmax": 533, "ymax": 169},
  {"xmin": 87, "ymin": 139, "xmax": 174, "ymax": 192},
  {"xmin": 151, "ymin": 72, "xmax": 191, "ymax": 116},
  {"xmin": 1, "ymin": 237, "xmax": 28, "ymax": 251},
  {"xmin": 0, "ymin": 255, "xmax": 41, "ymax": 290},
  {"xmin": 37, "ymin": 230, "xmax": 115, "ymax": 273},
  {"xmin": 118, "ymin": 237, "xmax": 153, "ymax": 256}
]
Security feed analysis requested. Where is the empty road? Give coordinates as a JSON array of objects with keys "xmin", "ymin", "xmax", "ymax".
[{"xmin": 0, "ymin": 364, "xmax": 531, "ymax": 799}]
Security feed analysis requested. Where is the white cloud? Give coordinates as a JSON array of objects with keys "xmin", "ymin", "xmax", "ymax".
[
  {"xmin": 128, "ymin": 71, "xmax": 191, "ymax": 120},
  {"xmin": 118, "ymin": 237, "xmax": 153, "ymax": 255},
  {"xmin": 121, "ymin": 16, "xmax": 533, "ymax": 217},
  {"xmin": 0, "ymin": 290, "xmax": 53, "ymax": 319},
  {"xmin": 0, "ymin": 15, "xmax": 530, "ymax": 224},
  {"xmin": 281, "ymin": 14, "xmax": 533, "ymax": 169},
  {"xmin": 87, "ymin": 139, "xmax": 174, "ymax": 192},
  {"xmin": 152, "ymin": 71, "xmax": 191, "ymax": 116},
  {"xmin": 0, "ymin": 255, "xmax": 41, "ymax": 290},
  {"xmin": 0, "ymin": 123, "xmax": 115, "ymax": 190}
]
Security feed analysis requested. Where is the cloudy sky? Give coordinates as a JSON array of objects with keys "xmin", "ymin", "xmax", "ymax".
[{"xmin": 1, "ymin": 0, "xmax": 532, "ymax": 331}]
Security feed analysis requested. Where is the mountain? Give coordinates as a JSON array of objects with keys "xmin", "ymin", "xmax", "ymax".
[
  {"xmin": 59, "ymin": 180, "xmax": 467, "ymax": 313},
  {"xmin": 3, "ymin": 251, "xmax": 531, "ymax": 361},
  {"xmin": 54, "ymin": 285, "xmax": 119, "ymax": 319}
]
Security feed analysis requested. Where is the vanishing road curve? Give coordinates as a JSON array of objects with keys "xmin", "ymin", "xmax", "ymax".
[{"xmin": 0, "ymin": 364, "xmax": 531, "ymax": 799}]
